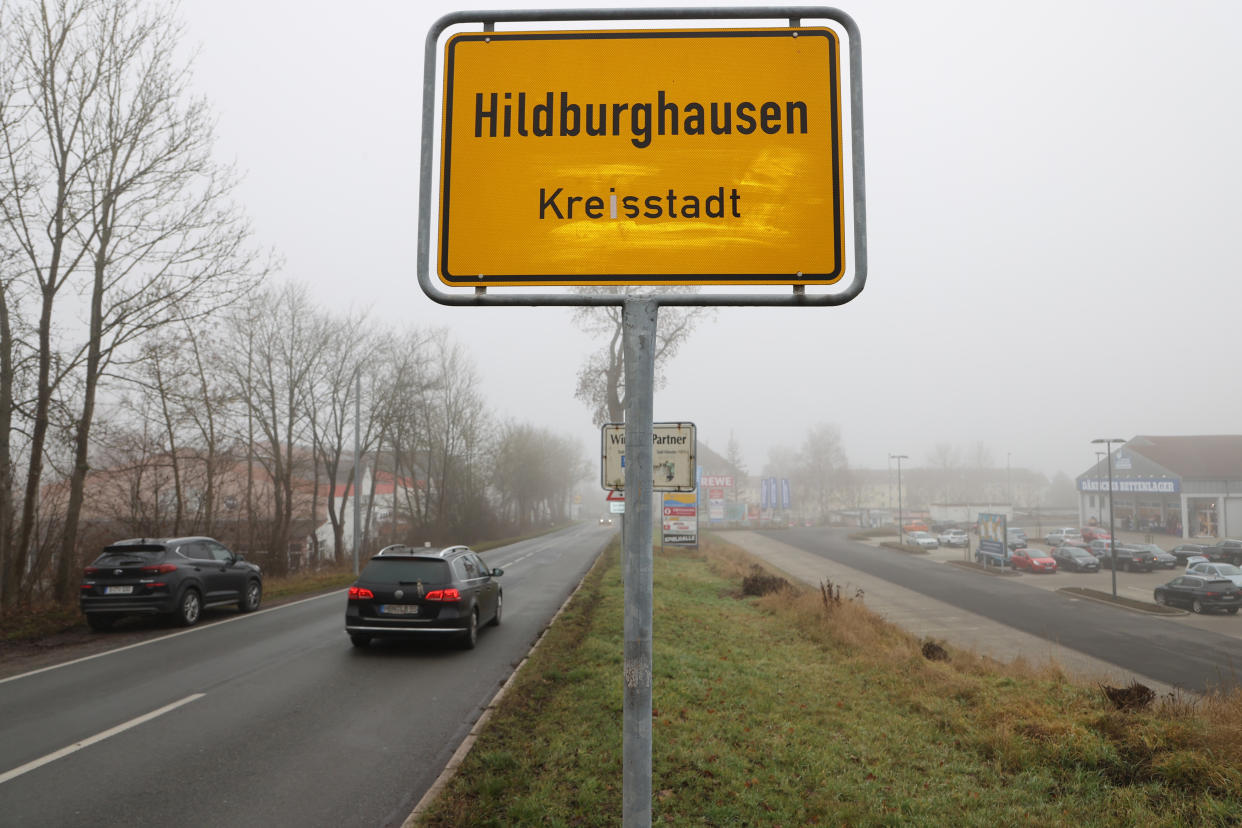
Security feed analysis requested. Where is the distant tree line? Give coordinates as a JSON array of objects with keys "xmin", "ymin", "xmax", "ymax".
[{"xmin": 0, "ymin": 0, "xmax": 586, "ymax": 611}]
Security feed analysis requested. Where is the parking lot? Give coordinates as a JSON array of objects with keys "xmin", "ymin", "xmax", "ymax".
[{"xmin": 920, "ymin": 532, "xmax": 1242, "ymax": 637}]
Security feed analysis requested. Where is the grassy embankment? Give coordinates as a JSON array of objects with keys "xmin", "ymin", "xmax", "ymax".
[{"xmin": 416, "ymin": 535, "xmax": 1242, "ymax": 826}]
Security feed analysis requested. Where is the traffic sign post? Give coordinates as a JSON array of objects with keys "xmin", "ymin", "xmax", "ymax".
[{"xmin": 420, "ymin": 10, "xmax": 867, "ymax": 826}]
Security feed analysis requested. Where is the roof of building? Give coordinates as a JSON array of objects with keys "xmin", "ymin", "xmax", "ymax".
[{"xmin": 1126, "ymin": 435, "xmax": 1242, "ymax": 480}]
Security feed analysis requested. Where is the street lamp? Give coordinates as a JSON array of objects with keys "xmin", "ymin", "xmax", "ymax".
[
  {"xmin": 890, "ymin": 454, "xmax": 908, "ymax": 545},
  {"xmin": 1092, "ymin": 438, "xmax": 1126, "ymax": 597},
  {"xmin": 1094, "ymin": 450, "xmax": 1105, "ymax": 528}
]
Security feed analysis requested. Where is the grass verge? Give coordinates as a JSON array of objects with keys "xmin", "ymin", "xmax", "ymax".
[{"xmin": 416, "ymin": 535, "xmax": 1242, "ymax": 826}]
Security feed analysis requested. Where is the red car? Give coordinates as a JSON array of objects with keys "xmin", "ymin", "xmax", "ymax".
[
  {"xmin": 1010, "ymin": 549, "xmax": 1058, "ymax": 573},
  {"xmin": 1081, "ymin": 526, "xmax": 1112, "ymax": 542}
]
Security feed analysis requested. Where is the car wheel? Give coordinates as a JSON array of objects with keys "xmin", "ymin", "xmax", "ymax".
[
  {"xmin": 1124, "ymin": 561, "xmax": 1133, "ymax": 572},
  {"xmin": 460, "ymin": 607, "xmax": 479, "ymax": 650},
  {"xmin": 349, "ymin": 634, "xmax": 371, "ymax": 648},
  {"xmin": 1228, "ymin": 608, "xmax": 1239, "ymax": 615},
  {"xmin": 1154, "ymin": 592, "xmax": 1167, "ymax": 606},
  {"xmin": 488, "ymin": 591, "xmax": 502, "ymax": 627},
  {"xmin": 86, "ymin": 613, "xmax": 116, "ymax": 631},
  {"xmin": 239, "ymin": 580, "xmax": 262, "ymax": 613},
  {"xmin": 1192, "ymin": 599, "xmax": 1205, "ymax": 615},
  {"xmin": 176, "ymin": 588, "xmax": 202, "ymax": 626}
]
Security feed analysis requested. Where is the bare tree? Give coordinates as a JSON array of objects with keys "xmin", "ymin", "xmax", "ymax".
[
  {"xmin": 230, "ymin": 283, "xmax": 325, "ymax": 573},
  {"xmin": 572, "ymin": 288, "xmax": 712, "ymax": 425},
  {"xmin": 0, "ymin": 0, "xmax": 262, "ymax": 604},
  {"xmin": 800, "ymin": 423, "xmax": 848, "ymax": 523},
  {"xmin": 306, "ymin": 310, "xmax": 375, "ymax": 562}
]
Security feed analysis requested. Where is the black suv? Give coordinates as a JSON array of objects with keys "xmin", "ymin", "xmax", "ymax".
[
  {"xmin": 345, "ymin": 545, "xmax": 503, "ymax": 649},
  {"xmin": 80, "ymin": 537, "xmax": 262, "ymax": 629}
]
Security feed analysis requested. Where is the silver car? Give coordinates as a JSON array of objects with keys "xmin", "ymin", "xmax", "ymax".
[
  {"xmin": 905, "ymin": 531, "xmax": 939, "ymax": 550},
  {"xmin": 1187, "ymin": 561, "xmax": 1242, "ymax": 587}
]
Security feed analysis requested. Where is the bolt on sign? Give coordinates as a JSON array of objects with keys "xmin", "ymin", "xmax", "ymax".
[{"xmin": 437, "ymin": 28, "xmax": 845, "ymax": 286}]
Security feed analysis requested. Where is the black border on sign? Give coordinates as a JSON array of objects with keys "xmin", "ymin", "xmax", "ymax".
[{"xmin": 439, "ymin": 28, "xmax": 843, "ymax": 286}]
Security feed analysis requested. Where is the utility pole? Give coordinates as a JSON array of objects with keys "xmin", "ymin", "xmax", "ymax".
[
  {"xmin": 1092, "ymin": 438, "xmax": 1125, "ymax": 597},
  {"xmin": 890, "ymin": 454, "xmax": 908, "ymax": 545}
]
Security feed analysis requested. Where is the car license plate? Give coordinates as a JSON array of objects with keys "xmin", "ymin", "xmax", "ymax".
[
  {"xmin": 380, "ymin": 604, "xmax": 418, "ymax": 616},
  {"xmin": 104, "ymin": 585, "xmax": 133, "ymax": 595}
]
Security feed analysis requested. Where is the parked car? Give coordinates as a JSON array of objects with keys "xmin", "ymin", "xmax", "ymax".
[
  {"xmin": 903, "ymin": 522, "xmax": 929, "ymax": 533},
  {"xmin": 1127, "ymin": 543, "xmax": 1177, "ymax": 569},
  {"xmin": 1153, "ymin": 575, "xmax": 1242, "ymax": 614},
  {"xmin": 1081, "ymin": 526, "xmax": 1112, "ymax": 542},
  {"xmin": 1006, "ymin": 528, "xmax": 1028, "ymax": 550},
  {"xmin": 80, "ymin": 537, "xmax": 262, "ymax": 630},
  {"xmin": 345, "ymin": 544, "xmax": 503, "ymax": 649},
  {"xmin": 1170, "ymin": 543, "xmax": 1210, "ymax": 564},
  {"xmin": 1010, "ymin": 548, "xmax": 1057, "ymax": 573},
  {"xmin": 1052, "ymin": 546, "xmax": 1101, "ymax": 572},
  {"xmin": 1101, "ymin": 545, "xmax": 1159, "ymax": 572},
  {"xmin": 1044, "ymin": 528, "xmax": 1084, "ymax": 547},
  {"xmin": 938, "ymin": 528, "xmax": 969, "ymax": 547},
  {"xmin": 1186, "ymin": 561, "xmax": 1242, "ymax": 588},
  {"xmin": 905, "ymin": 531, "xmax": 939, "ymax": 550},
  {"xmin": 1203, "ymin": 539, "xmax": 1242, "ymax": 565},
  {"xmin": 1182, "ymin": 555, "xmax": 1210, "ymax": 570},
  {"xmin": 1087, "ymin": 539, "xmax": 1119, "ymax": 559}
]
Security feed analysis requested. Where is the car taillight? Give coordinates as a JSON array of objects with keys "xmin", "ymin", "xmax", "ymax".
[
  {"xmin": 141, "ymin": 564, "xmax": 178, "ymax": 574},
  {"xmin": 425, "ymin": 588, "xmax": 460, "ymax": 602},
  {"xmin": 348, "ymin": 586, "xmax": 374, "ymax": 600},
  {"xmin": 84, "ymin": 566, "xmax": 101, "ymax": 575}
]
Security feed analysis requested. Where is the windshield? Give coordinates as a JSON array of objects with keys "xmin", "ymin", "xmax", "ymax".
[{"xmin": 1210, "ymin": 564, "xmax": 1242, "ymax": 576}]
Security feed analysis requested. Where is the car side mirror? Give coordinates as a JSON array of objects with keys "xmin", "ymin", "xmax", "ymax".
[
  {"xmin": 234, "ymin": 553, "xmax": 245, "ymax": 562},
  {"xmin": 492, "ymin": 568, "xmax": 504, "ymax": 577}
]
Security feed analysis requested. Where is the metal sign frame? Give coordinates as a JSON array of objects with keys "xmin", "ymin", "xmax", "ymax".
[{"xmin": 418, "ymin": 6, "xmax": 867, "ymax": 308}]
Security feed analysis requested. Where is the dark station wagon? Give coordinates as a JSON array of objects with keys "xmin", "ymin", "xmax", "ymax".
[{"xmin": 345, "ymin": 545, "xmax": 503, "ymax": 649}]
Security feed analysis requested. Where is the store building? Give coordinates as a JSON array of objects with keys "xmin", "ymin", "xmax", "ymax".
[{"xmin": 1076, "ymin": 435, "xmax": 1242, "ymax": 540}]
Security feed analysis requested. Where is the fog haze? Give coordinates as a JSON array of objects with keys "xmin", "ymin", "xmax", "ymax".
[{"xmin": 177, "ymin": 0, "xmax": 1242, "ymax": 481}]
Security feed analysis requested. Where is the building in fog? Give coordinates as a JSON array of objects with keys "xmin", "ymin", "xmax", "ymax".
[{"xmin": 1076, "ymin": 435, "xmax": 1242, "ymax": 540}]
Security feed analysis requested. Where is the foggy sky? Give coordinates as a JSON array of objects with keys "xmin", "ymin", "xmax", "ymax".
[{"xmin": 176, "ymin": 0, "xmax": 1242, "ymax": 483}]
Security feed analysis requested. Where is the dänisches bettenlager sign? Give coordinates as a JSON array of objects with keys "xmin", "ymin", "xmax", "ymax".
[{"xmin": 437, "ymin": 28, "xmax": 844, "ymax": 286}]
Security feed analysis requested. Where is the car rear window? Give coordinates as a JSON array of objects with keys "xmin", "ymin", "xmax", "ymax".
[
  {"xmin": 359, "ymin": 558, "xmax": 451, "ymax": 584},
  {"xmin": 94, "ymin": 546, "xmax": 164, "ymax": 564}
]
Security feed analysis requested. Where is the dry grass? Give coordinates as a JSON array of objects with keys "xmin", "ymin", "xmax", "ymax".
[{"xmin": 418, "ymin": 534, "xmax": 1242, "ymax": 825}]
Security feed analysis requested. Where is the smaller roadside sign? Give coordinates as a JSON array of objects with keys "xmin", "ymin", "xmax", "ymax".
[
  {"xmin": 601, "ymin": 422, "xmax": 696, "ymax": 491},
  {"xmin": 662, "ymin": 492, "xmax": 698, "ymax": 545},
  {"xmin": 610, "ymin": 501, "xmax": 625, "ymax": 514}
]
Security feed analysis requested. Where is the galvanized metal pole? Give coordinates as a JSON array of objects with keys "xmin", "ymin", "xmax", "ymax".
[{"xmin": 622, "ymin": 298, "xmax": 657, "ymax": 828}]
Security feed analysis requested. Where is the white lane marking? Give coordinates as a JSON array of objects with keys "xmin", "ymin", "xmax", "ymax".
[
  {"xmin": 0, "ymin": 590, "xmax": 346, "ymax": 687},
  {"xmin": 497, "ymin": 552, "xmax": 534, "ymax": 568},
  {"xmin": 0, "ymin": 693, "xmax": 205, "ymax": 785}
]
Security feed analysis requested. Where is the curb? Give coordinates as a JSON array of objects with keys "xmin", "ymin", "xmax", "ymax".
[
  {"xmin": 1057, "ymin": 587, "xmax": 1187, "ymax": 617},
  {"xmin": 402, "ymin": 550, "xmax": 604, "ymax": 827}
]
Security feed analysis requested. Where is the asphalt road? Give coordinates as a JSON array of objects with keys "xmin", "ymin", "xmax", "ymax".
[
  {"xmin": 765, "ymin": 528, "xmax": 1242, "ymax": 694},
  {"xmin": 0, "ymin": 523, "xmax": 612, "ymax": 828}
]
